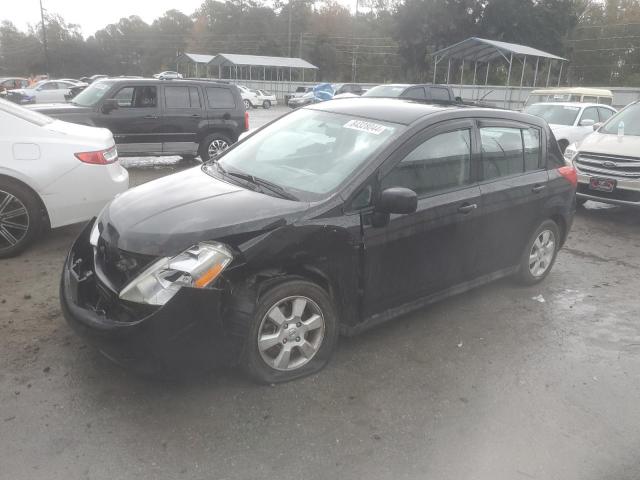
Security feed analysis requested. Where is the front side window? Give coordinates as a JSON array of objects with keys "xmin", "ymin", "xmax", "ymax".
[
  {"xmin": 430, "ymin": 87, "xmax": 451, "ymax": 101},
  {"xmin": 481, "ymin": 126, "xmax": 541, "ymax": 180},
  {"xmin": 401, "ymin": 87, "xmax": 426, "ymax": 100},
  {"xmin": 112, "ymin": 86, "xmax": 157, "ymax": 108},
  {"xmin": 580, "ymin": 107, "xmax": 599, "ymax": 124},
  {"xmin": 382, "ymin": 129, "xmax": 471, "ymax": 196},
  {"xmin": 209, "ymin": 109, "xmax": 402, "ymax": 200},
  {"xmin": 598, "ymin": 107, "xmax": 615, "ymax": 122}
]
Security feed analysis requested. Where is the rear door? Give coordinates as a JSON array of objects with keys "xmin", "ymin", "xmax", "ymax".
[
  {"xmin": 161, "ymin": 85, "xmax": 203, "ymax": 155},
  {"xmin": 362, "ymin": 120, "xmax": 482, "ymax": 317},
  {"xmin": 474, "ymin": 120, "xmax": 549, "ymax": 275},
  {"xmin": 97, "ymin": 84, "xmax": 163, "ymax": 154},
  {"xmin": 35, "ymin": 82, "xmax": 61, "ymax": 103}
]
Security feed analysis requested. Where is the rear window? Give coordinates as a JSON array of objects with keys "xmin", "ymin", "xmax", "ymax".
[
  {"xmin": 206, "ymin": 87, "xmax": 235, "ymax": 109},
  {"xmin": 0, "ymin": 98, "xmax": 53, "ymax": 126}
]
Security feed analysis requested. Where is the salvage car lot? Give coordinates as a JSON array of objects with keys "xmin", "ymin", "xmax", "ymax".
[{"xmin": 1, "ymin": 105, "xmax": 640, "ymax": 479}]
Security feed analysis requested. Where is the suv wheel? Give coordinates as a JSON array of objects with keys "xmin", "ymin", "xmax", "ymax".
[
  {"xmin": 262, "ymin": 100, "xmax": 271, "ymax": 109},
  {"xmin": 517, "ymin": 220, "xmax": 560, "ymax": 285},
  {"xmin": 243, "ymin": 99, "xmax": 251, "ymax": 110},
  {"xmin": 242, "ymin": 280, "xmax": 338, "ymax": 383},
  {"xmin": 199, "ymin": 133, "xmax": 232, "ymax": 161},
  {"xmin": 0, "ymin": 179, "xmax": 43, "ymax": 258}
]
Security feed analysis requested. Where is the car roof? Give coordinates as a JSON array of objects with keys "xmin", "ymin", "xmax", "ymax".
[
  {"xmin": 530, "ymin": 87, "xmax": 613, "ymax": 96},
  {"xmin": 95, "ymin": 78, "xmax": 232, "ymax": 87},
  {"xmin": 527, "ymin": 102, "xmax": 613, "ymax": 108}
]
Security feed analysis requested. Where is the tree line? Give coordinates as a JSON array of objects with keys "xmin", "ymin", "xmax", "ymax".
[{"xmin": 1, "ymin": 0, "xmax": 639, "ymax": 86}]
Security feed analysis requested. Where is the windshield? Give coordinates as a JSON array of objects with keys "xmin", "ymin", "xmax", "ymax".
[
  {"xmin": 524, "ymin": 104, "xmax": 580, "ymax": 126},
  {"xmin": 0, "ymin": 98, "xmax": 53, "ymax": 126},
  {"xmin": 601, "ymin": 102, "xmax": 640, "ymax": 136},
  {"xmin": 209, "ymin": 108, "xmax": 402, "ymax": 200},
  {"xmin": 71, "ymin": 80, "xmax": 114, "ymax": 106},
  {"xmin": 363, "ymin": 85, "xmax": 407, "ymax": 97}
]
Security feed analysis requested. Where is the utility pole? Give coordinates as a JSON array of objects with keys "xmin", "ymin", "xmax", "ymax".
[
  {"xmin": 39, "ymin": 0, "xmax": 50, "ymax": 75},
  {"xmin": 288, "ymin": 0, "xmax": 292, "ymax": 57},
  {"xmin": 351, "ymin": 0, "xmax": 359, "ymax": 82},
  {"xmin": 299, "ymin": 32, "xmax": 304, "ymax": 58}
]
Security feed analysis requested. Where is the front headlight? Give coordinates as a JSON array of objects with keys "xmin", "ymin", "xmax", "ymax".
[
  {"xmin": 119, "ymin": 242, "xmax": 233, "ymax": 305},
  {"xmin": 563, "ymin": 143, "xmax": 578, "ymax": 165}
]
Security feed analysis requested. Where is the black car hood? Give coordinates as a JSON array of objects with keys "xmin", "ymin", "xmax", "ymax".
[
  {"xmin": 28, "ymin": 103, "xmax": 92, "ymax": 115},
  {"xmin": 99, "ymin": 166, "xmax": 310, "ymax": 256}
]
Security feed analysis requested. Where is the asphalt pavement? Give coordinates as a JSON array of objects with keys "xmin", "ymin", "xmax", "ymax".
[{"xmin": 1, "ymin": 105, "xmax": 639, "ymax": 479}]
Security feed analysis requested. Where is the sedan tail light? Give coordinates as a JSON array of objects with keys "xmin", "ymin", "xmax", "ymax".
[
  {"xmin": 75, "ymin": 145, "xmax": 118, "ymax": 165},
  {"xmin": 558, "ymin": 165, "xmax": 577, "ymax": 188},
  {"xmin": 244, "ymin": 111, "xmax": 250, "ymax": 131}
]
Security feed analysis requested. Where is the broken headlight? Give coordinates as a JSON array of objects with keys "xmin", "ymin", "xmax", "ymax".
[{"xmin": 118, "ymin": 242, "xmax": 233, "ymax": 306}]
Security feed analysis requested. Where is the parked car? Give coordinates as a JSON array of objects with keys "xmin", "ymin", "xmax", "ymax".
[
  {"xmin": 284, "ymin": 86, "xmax": 313, "ymax": 105},
  {"xmin": 524, "ymin": 102, "xmax": 617, "ymax": 152},
  {"xmin": 288, "ymin": 83, "xmax": 334, "ymax": 108},
  {"xmin": 29, "ymin": 79, "xmax": 248, "ymax": 160},
  {"xmin": 9, "ymin": 79, "xmax": 79, "ymax": 104},
  {"xmin": 60, "ymin": 97, "xmax": 576, "ymax": 382},
  {"xmin": 565, "ymin": 101, "xmax": 640, "ymax": 208},
  {"xmin": 251, "ymin": 89, "xmax": 277, "ymax": 109},
  {"xmin": 85, "ymin": 75, "xmax": 109, "ymax": 84},
  {"xmin": 0, "ymin": 77, "xmax": 29, "ymax": 93},
  {"xmin": 235, "ymin": 85, "xmax": 260, "ymax": 110},
  {"xmin": 0, "ymin": 98, "xmax": 128, "ymax": 258},
  {"xmin": 154, "ymin": 71, "xmax": 183, "ymax": 80},
  {"xmin": 524, "ymin": 88, "xmax": 614, "ymax": 107},
  {"xmin": 363, "ymin": 83, "xmax": 461, "ymax": 102}
]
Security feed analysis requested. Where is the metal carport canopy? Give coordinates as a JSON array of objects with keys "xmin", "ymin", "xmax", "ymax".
[
  {"xmin": 433, "ymin": 37, "xmax": 566, "ymax": 63},
  {"xmin": 209, "ymin": 54, "xmax": 318, "ymax": 70}
]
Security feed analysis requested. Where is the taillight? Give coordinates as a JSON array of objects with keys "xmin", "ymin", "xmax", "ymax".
[
  {"xmin": 244, "ymin": 111, "xmax": 249, "ymax": 131},
  {"xmin": 75, "ymin": 146, "xmax": 118, "ymax": 165},
  {"xmin": 558, "ymin": 165, "xmax": 577, "ymax": 188}
]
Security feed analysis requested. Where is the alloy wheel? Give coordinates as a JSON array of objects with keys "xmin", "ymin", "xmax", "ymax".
[
  {"xmin": 243, "ymin": 99, "xmax": 251, "ymax": 110},
  {"xmin": 529, "ymin": 229, "xmax": 556, "ymax": 277},
  {"xmin": 207, "ymin": 139, "xmax": 229, "ymax": 158},
  {"xmin": 0, "ymin": 190, "xmax": 30, "ymax": 251},
  {"xmin": 257, "ymin": 296, "xmax": 326, "ymax": 371}
]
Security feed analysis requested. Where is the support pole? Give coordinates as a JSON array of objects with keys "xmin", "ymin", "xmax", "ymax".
[
  {"xmin": 519, "ymin": 55, "xmax": 526, "ymax": 87},
  {"xmin": 446, "ymin": 58, "xmax": 451, "ymax": 84},
  {"xmin": 39, "ymin": 0, "xmax": 49, "ymax": 75},
  {"xmin": 288, "ymin": 0, "xmax": 292, "ymax": 57},
  {"xmin": 557, "ymin": 62, "xmax": 563, "ymax": 86},
  {"xmin": 460, "ymin": 59, "xmax": 465, "ymax": 85},
  {"xmin": 485, "ymin": 62, "xmax": 490, "ymax": 85},
  {"xmin": 505, "ymin": 53, "xmax": 513, "ymax": 109},
  {"xmin": 472, "ymin": 61, "xmax": 478, "ymax": 101},
  {"xmin": 546, "ymin": 60, "xmax": 552, "ymax": 87},
  {"xmin": 433, "ymin": 56, "xmax": 438, "ymax": 83},
  {"xmin": 533, "ymin": 57, "xmax": 539, "ymax": 87}
]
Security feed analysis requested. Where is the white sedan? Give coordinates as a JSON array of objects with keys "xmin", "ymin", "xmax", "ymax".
[
  {"xmin": 251, "ymin": 89, "xmax": 278, "ymax": 109},
  {"xmin": 10, "ymin": 80, "xmax": 80, "ymax": 104},
  {"xmin": 0, "ymin": 99, "xmax": 129, "ymax": 257},
  {"xmin": 524, "ymin": 102, "xmax": 617, "ymax": 152},
  {"xmin": 154, "ymin": 71, "xmax": 183, "ymax": 80}
]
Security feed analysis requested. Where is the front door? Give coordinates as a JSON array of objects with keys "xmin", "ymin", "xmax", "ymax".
[
  {"xmin": 97, "ymin": 84, "xmax": 163, "ymax": 155},
  {"xmin": 161, "ymin": 85, "xmax": 203, "ymax": 155},
  {"xmin": 474, "ymin": 120, "xmax": 549, "ymax": 275},
  {"xmin": 361, "ymin": 120, "xmax": 482, "ymax": 318}
]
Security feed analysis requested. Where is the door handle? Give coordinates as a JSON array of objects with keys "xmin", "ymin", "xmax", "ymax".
[
  {"xmin": 143, "ymin": 115, "xmax": 158, "ymax": 119},
  {"xmin": 457, "ymin": 203, "xmax": 477, "ymax": 214},
  {"xmin": 532, "ymin": 184, "xmax": 546, "ymax": 193}
]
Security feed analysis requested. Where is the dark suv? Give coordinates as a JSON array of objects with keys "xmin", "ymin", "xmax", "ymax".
[
  {"xmin": 30, "ymin": 79, "xmax": 248, "ymax": 160},
  {"xmin": 61, "ymin": 98, "xmax": 576, "ymax": 383},
  {"xmin": 364, "ymin": 83, "xmax": 461, "ymax": 102}
]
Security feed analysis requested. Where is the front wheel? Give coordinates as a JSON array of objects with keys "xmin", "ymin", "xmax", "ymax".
[
  {"xmin": 263, "ymin": 100, "xmax": 271, "ymax": 109},
  {"xmin": 517, "ymin": 220, "xmax": 560, "ymax": 285},
  {"xmin": 242, "ymin": 280, "xmax": 338, "ymax": 383},
  {"xmin": 243, "ymin": 99, "xmax": 252, "ymax": 110},
  {"xmin": 198, "ymin": 133, "xmax": 232, "ymax": 162},
  {"xmin": 0, "ymin": 179, "xmax": 43, "ymax": 258}
]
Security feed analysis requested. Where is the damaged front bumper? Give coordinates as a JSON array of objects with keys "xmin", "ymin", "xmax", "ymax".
[{"xmin": 60, "ymin": 221, "xmax": 239, "ymax": 377}]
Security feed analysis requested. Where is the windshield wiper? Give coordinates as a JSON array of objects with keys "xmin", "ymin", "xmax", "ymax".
[{"xmin": 224, "ymin": 168, "xmax": 299, "ymax": 201}]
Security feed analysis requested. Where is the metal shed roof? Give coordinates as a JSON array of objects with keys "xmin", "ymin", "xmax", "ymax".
[
  {"xmin": 209, "ymin": 53, "xmax": 318, "ymax": 69},
  {"xmin": 433, "ymin": 37, "xmax": 567, "ymax": 63},
  {"xmin": 177, "ymin": 53, "xmax": 216, "ymax": 64}
]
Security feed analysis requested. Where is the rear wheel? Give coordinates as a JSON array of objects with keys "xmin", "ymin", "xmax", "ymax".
[
  {"xmin": 263, "ymin": 100, "xmax": 271, "ymax": 109},
  {"xmin": 0, "ymin": 179, "xmax": 43, "ymax": 258},
  {"xmin": 198, "ymin": 133, "xmax": 232, "ymax": 162},
  {"xmin": 517, "ymin": 220, "xmax": 560, "ymax": 285},
  {"xmin": 243, "ymin": 99, "xmax": 251, "ymax": 110},
  {"xmin": 576, "ymin": 197, "xmax": 587, "ymax": 207},
  {"xmin": 241, "ymin": 280, "xmax": 338, "ymax": 383}
]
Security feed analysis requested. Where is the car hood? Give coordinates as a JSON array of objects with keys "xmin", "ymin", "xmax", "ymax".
[
  {"xmin": 27, "ymin": 103, "xmax": 92, "ymax": 115},
  {"xmin": 99, "ymin": 167, "xmax": 310, "ymax": 256},
  {"xmin": 576, "ymin": 131, "xmax": 640, "ymax": 156}
]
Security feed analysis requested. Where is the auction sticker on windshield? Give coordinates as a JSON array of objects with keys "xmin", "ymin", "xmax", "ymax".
[{"xmin": 344, "ymin": 119, "xmax": 387, "ymax": 135}]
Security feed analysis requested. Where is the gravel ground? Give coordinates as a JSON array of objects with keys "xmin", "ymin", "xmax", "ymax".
[{"xmin": 1, "ymin": 106, "xmax": 639, "ymax": 479}]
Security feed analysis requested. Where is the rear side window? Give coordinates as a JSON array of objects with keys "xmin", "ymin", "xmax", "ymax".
[
  {"xmin": 480, "ymin": 126, "xmax": 541, "ymax": 180},
  {"xmin": 189, "ymin": 87, "xmax": 201, "ymax": 108},
  {"xmin": 164, "ymin": 86, "xmax": 202, "ymax": 109},
  {"xmin": 583, "ymin": 95, "xmax": 597, "ymax": 103},
  {"xmin": 206, "ymin": 87, "xmax": 235, "ymax": 109},
  {"xmin": 382, "ymin": 129, "xmax": 471, "ymax": 196},
  {"xmin": 429, "ymin": 87, "xmax": 451, "ymax": 101},
  {"xmin": 598, "ymin": 107, "xmax": 615, "ymax": 121},
  {"xmin": 598, "ymin": 97, "xmax": 613, "ymax": 105},
  {"xmin": 402, "ymin": 87, "xmax": 426, "ymax": 100}
]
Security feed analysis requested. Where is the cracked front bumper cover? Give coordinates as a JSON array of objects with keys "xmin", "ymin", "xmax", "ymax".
[{"xmin": 60, "ymin": 221, "xmax": 238, "ymax": 377}]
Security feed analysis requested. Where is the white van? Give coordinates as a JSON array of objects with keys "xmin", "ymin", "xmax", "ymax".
[{"xmin": 525, "ymin": 88, "xmax": 613, "ymax": 107}]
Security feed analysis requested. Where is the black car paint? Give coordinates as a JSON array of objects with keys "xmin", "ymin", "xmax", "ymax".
[
  {"xmin": 29, "ymin": 79, "xmax": 246, "ymax": 156},
  {"xmin": 61, "ymin": 99, "xmax": 575, "ymax": 376}
]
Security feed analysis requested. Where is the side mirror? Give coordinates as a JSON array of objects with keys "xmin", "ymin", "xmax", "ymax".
[
  {"xmin": 101, "ymin": 98, "xmax": 119, "ymax": 113},
  {"xmin": 579, "ymin": 118, "xmax": 595, "ymax": 127},
  {"xmin": 592, "ymin": 122, "xmax": 602, "ymax": 131},
  {"xmin": 376, "ymin": 187, "xmax": 418, "ymax": 215}
]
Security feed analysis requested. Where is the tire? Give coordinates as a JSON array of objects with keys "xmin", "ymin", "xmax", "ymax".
[
  {"xmin": 243, "ymin": 99, "xmax": 251, "ymax": 110},
  {"xmin": 263, "ymin": 100, "xmax": 271, "ymax": 109},
  {"xmin": 0, "ymin": 178, "xmax": 43, "ymax": 258},
  {"xmin": 558, "ymin": 139, "xmax": 569, "ymax": 153},
  {"xmin": 517, "ymin": 219, "xmax": 560, "ymax": 285},
  {"xmin": 198, "ymin": 133, "xmax": 232, "ymax": 162},
  {"xmin": 576, "ymin": 197, "xmax": 587, "ymax": 207},
  {"xmin": 241, "ymin": 280, "xmax": 338, "ymax": 384}
]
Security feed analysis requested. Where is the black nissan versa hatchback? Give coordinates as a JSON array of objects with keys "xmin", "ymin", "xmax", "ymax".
[{"xmin": 61, "ymin": 98, "xmax": 577, "ymax": 383}]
